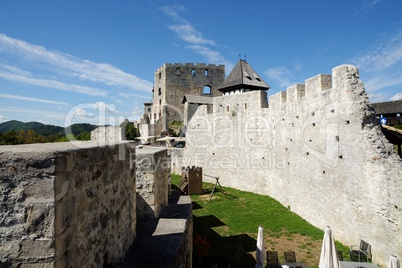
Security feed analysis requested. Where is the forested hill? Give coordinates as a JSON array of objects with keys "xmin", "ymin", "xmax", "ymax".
[
  {"xmin": 0, "ymin": 120, "xmax": 98, "ymax": 136},
  {"xmin": 0, "ymin": 120, "xmax": 64, "ymax": 136},
  {"xmin": 0, "ymin": 120, "xmax": 97, "ymax": 136}
]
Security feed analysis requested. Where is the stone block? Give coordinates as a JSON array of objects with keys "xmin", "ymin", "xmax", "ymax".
[
  {"xmin": 19, "ymin": 239, "xmax": 54, "ymax": 258},
  {"xmin": 305, "ymin": 74, "xmax": 331, "ymax": 97},
  {"xmin": 24, "ymin": 177, "xmax": 54, "ymax": 203},
  {"xmin": 24, "ymin": 204, "xmax": 54, "ymax": 237},
  {"xmin": 18, "ymin": 263, "xmax": 53, "ymax": 268},
  {"xmin": 55, "ymin": 197, "xmax": 74, "ymax": 235},
  {"xmin": 286, "ymin": 84, "xmax": 305, "ymax": 102},
  {"xmin": 26, "ymin": 157, "xmax": 56, "ymax": 175},
  {"xmin": 0, "ymin": 239, "xmax": 20, "ymax": 260}
]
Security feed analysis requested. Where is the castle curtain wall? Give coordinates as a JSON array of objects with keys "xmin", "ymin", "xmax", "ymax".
[{"xmin": 184, "ymin": 65, "xmax": 402, "ymax": 267}]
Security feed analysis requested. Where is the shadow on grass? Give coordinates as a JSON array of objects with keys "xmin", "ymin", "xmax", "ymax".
[
  {"xmin": 192, "ymin": 201, "xmax": 203, "ymax": 210},
  {"xmin": 193, "ymin": 214, "xmax": 257, "ymax": 268},
  {"xmin": 197, "ymin": 188, "xmax": 238, "ymax": 200}
]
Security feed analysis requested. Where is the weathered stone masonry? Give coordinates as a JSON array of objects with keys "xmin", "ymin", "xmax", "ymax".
[
  {"xmin": 141, "ymin": 63, "xmax": 225, "ymax": 137},
  {"xmin": 136, "ymin": 147, "xmax": 170, "ymax": 218},
  {"xmin": 0, "ymin": 142, "xmax": 136, "ymax": 267},
  {"xmin": 184, "ymin": 64, "xmax": 402, "ymax": 266}
]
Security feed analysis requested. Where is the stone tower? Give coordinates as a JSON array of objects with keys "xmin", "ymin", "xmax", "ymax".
[{"xmin": 150, "ymin": 63, "xmax": 225, "ymax": 135}]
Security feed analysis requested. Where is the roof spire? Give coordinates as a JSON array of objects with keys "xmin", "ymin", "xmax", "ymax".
[{"xmin": 216, "ymin": 59, "xmax": 270, "ymax": 92}]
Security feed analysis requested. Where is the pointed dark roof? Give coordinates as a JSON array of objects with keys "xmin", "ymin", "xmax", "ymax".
[{"xmin": 217, "ymin": 59, "xmax": 270, "ymax": 92}]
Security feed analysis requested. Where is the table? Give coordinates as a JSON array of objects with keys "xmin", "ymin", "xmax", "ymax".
[{"xmin": 340, "ymin": 261, "xmax": 380, "ymax": 268}]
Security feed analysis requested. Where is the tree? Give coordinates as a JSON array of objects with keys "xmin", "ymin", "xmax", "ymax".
[
  {"xmin": 169, "ymin": 120, "xmax": 184, "ymax": 136},
  {"xmin": 1, "ymin": 130, "xmax": 18, "ymax": 145},
  {"xmin": 125, "ymin": 121, "xmax": 137, "ymax": 140}
]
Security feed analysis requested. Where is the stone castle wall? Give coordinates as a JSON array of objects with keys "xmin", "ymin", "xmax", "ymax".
[
  {"xmin": 152, "ymin": 63, "xmax": 225, "ymax": 130},
  {"xmin": 183, "ymin": 65, "xmax": 402, "ymax": 266},
  {"xmin": 91, "ymin": 126, "xmax": 126, "ymax": 143},
  {"xmin": 136, "ymin": 147, "xmax": 170, "ymax": 218},
  {"xmin": 0, "ymin": 142, "xmax": 136, "ymax": 267}
]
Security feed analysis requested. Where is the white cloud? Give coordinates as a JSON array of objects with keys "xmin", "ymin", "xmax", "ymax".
[
  {"xmin": 367, "ymin": 92, "xmax": 389, "ymax": 103},
  {"xmin": 360, "ymin": 0, "xmax": 385, "ymax": 11},
  {"xmin": 264, "ymin": 66, "xmax": 297, "ymax": 89},
  {"xmin": 363, "ymin": 75, "xmax": 402, "ymax": 93},
  {"xmin": 0, "ymin": 33, "xmax": 153, "ymax": 92},
  {"xmin": 390, "ymin": 93, "xmax": 402, "ymax": 101},
  {"xmin": 186, "ymin": 45, "xmax": 234, "ymax": 74},
  {"xmin": 0, "ymin": 115, "xmax": 9, "ymax": 123},
  {"xmin": 73, "ymin": 108, "xmax": 94, "ymax": 118},
  {"xmin": 0, "ymin": 63, "xmax": 32, "ymax": 76},
  {"xmin": 351, "ymin": 27, "xmax": 402, "ymax": 100},
  {"xmin": 161, "ymin": 4, "xmax": 232, "ymax": 68},
  {"xmin": 0, "ymin": 107, "xmax": 66, "ymax": 118},
  {"xmin": 160, "ymin": 5, "xmax": 187, "ymax": 23},
  {"xmin": 0, "ymin": 93, "xmax": 69, "ymax": 105},
  {"xmin": 118, "ymin": 91, "xmax": 152, "ymax": 100},
  {"xmin": 0, "ymin": 66, "xmax": 107, "ymax": 96},
  {"xmin": 90, "ymin": 102, "xmax": 118, "ymax": 114},
  {"xmin": 168, "ymin": 24, "xmax": 216, "ymax": 46},
  {"xmin": 187, "ymin": 45, "xmax": 223, "ymax": 63},
  {"xmin": 353, "ymin": 28, "xmax": 402, "ymax": 72}
]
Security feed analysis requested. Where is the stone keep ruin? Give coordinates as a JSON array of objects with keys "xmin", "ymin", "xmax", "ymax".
[
  {"xmin": 139, "ymin": 63, "xmax": 225, "ymax": 138},
  {"xmin": 183, "ymin": 63, "xmax": 401, "ymax": 266}
]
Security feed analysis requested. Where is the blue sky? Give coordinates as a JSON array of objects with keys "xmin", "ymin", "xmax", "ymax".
[{"xmin": 0, "ymin": 0, "xmax": 401, "ymax": 127}]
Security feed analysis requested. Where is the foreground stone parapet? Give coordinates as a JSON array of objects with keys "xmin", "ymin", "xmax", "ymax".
[
  {"xmin": 136, "ymin": 146, "xmax": 170, "ymax": 218},
  {"xmin": 0, "ymin": 141, "xmax": 136, "ymax": 267}
]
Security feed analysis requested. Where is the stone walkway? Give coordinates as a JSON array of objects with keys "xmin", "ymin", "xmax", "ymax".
[{"xmin": 110, "ymin": 189, "xmax": 192, "ymax": 267}]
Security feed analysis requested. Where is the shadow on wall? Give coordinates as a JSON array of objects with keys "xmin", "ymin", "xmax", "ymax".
[
  {"xmin": 135, "ymin": 193, "xmax": 159, "ymax": 219},
  {"xmin": 0, "ymin": 261, "xmax": 12, "ymax": 268},
  {"xmin": 111, "ymin": 189, "xmax": 192, "ymax": 267}
]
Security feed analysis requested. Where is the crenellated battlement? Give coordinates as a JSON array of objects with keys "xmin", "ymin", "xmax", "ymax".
[
  {"xmin": 269, "ymin": 73, "xmax": 332, "ymax": 106},
  {"xmin": 155, "ymin": 62, "xmax": 225, "ymax": 73},
  {"xmin": 268, "ymin": 66, "xmax": 361, "ymax": 107}
]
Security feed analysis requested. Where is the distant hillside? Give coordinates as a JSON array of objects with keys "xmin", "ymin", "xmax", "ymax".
[
  {"xmin": 0, "ymin": 120, "xmax": 97, "ymax": 136},
  {"xmin": 65, "ymin": 123, "xmax": 98, "ymax": 136}
]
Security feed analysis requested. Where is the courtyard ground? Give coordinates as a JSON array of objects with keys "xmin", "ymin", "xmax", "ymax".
[{"xmin": 171, "ymin": 174, "xmax": 350, "ymax": 268}]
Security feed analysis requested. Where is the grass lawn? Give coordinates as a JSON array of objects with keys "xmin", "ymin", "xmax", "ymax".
[{"xmin": 171, "ymin": 174, "xmax": 350, "ymax": 268}]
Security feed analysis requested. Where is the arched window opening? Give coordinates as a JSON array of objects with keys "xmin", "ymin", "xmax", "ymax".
[
  {"xmin": 191, "ymin": 69, "xmax": 196, "ymax": 76},
  {"xmin": 205, "ymin": 69, "xmax": 208, "ymax": 76},
  {"xmin": 203, "ymin": 85, "xmax": 211, "ymax": 95}
]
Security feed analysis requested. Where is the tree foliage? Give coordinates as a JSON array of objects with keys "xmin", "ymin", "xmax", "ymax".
[
  {"xmin": 169, "ymin": 120, "xmax": 184, "ymax": 136},
  {"xmin": 0, "ymin": 121, "xmax": 97, "ymax": 145},
  {"xmin": 125, "ymin": 121, "xmax": 138, "ymax": 140}
]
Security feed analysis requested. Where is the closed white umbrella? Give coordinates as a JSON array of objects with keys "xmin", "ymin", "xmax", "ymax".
[
  {"xmin": 388, "ymin": 255, "xmax": 400, "ymax": 268},
  {"xmin": 319, "ymin": 226, "xmax": 340, "ymax": 268},
  {"xmin": 256, "ymin": 225, "xmax": 265, "ymax": 268}
]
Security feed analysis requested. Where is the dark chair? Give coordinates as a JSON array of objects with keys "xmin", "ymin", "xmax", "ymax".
[
  {"xmin": 350, "ymin": 240, "xmax": 371, "ymax": 262},
  {"xmin": 266, "ymin": 251, "xmax": 280, "ymax": 268},
  {"xmin": 284, "ymin": 251, "xmax": 296, "ymax": 263},
  {"xmin": 337, "ymin": 251, "xmax": 344, "ymax": 261}
]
